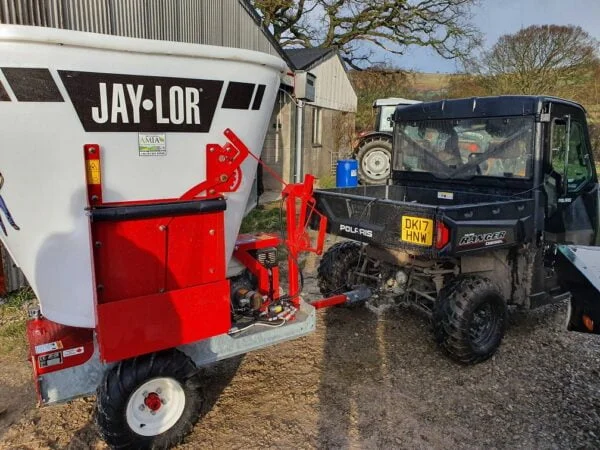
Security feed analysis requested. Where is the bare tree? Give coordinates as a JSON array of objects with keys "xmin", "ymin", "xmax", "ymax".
[
  {"xmin": 251, "ymin": 0, "xmax": 480, "ymax": 69},
  {"xmin": 467, "ymin": 25, "xmax": 600, "ymax": 100}
]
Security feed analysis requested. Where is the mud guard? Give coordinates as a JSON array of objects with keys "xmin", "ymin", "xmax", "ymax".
[{"xmin": 556, "ymin": 245, "xmax": 600, "ymax": 333}]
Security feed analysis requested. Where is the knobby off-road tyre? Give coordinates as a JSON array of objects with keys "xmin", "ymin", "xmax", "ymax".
[
  {"xmin": 356, "ymin": 136, "xmax": 392, "ymax": 185},
  {"xmin": 317, "ymin": 241, "xmax": 363, "ymax": 298},
  {"xmin": 96, "ymin": 349, "xmax": 203, "ymax": 450},
  {"xmin": 433, "ymin": 277, "xmax": 507, "ymax": 365}
]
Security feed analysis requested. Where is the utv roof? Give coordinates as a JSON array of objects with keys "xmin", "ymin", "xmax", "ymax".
[
  {"xmin": 393, "ymin": 95, "xmax": 586, "ymax": 121},
  {"xmin": 373, "ymin": 97, "xmax": 421, "ymax": 107}
]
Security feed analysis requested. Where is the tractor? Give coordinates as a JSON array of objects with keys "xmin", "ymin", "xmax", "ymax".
[{"xmin": 354, "ymin": 97, "xmax": 420, "ymax": 184}]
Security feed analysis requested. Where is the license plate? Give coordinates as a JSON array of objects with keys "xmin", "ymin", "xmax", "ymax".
[{"xmin": 401, "ymin": 216, "xmax": 433, "ymax": 246}]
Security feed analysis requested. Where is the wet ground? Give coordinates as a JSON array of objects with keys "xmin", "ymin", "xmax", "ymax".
[{"xmin": 1, "ymin": 251, "xmax": 600, "ymax": 449}]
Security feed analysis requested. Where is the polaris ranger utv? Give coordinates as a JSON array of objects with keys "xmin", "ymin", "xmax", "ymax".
[{"xmin": 314, "ymin": 96, "xmax": 600, "ymax": 364}]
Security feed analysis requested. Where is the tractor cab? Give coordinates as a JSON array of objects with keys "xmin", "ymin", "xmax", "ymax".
[{"xmin": 373, "ymin": 97, "xmax": 421, "ymax": 133}]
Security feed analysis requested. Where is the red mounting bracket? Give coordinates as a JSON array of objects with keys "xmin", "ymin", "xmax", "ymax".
[
  {"xmin": 181, "ymin": 128, "xmax": 249, "ymax": 200},
  {"xmin": 283, "ymin": 174, "xmax": 328, "ymax": 305}
]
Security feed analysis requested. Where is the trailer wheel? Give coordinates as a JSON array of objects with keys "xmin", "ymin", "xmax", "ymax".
[
  {"xmin": 96, "ymin": 349, "xmax": 202, "ymax": 449},
  {"xmin": 433, "ymin": 277, "xmax": 507, "ymax": 365},
  {"xmin": 356, "ymin": 136, "xmax": 392, "ymax": 185},
  {"xmin": 317, "ymin": 241, "xmax": 363, "ymax": 297}
]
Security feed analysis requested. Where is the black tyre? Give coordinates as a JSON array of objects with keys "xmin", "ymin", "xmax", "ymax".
[
  {"xmin": 356, "ymin": 136, "xmax": 392, "ymax": 185},
  {"xmin": 96, "ymin": 349, "xmax": 202, "ymax": 449},
  {"xmin": 317, "ymin": 241, "xmax": 363, "ymax": 296},
  {"xmin": 433, "ymin": 277, "xmax": 507, "ymax": 365}
]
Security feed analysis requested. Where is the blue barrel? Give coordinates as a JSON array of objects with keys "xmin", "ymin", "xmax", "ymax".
[{"xmin": 336, "ymin": 159, "xmax": 358, "ymax": 188}]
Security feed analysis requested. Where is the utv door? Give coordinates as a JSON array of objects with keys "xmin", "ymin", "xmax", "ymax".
[
  {"xmin": 544, "ymin": 106, "xmax": 598, "ymax": 245},
  {"xmin": 544, "ymin": 103, "xmax": 600, "ymax": 334}
]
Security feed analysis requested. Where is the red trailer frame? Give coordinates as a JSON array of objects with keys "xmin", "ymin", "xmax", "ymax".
[{"xmin": 25, "ymin": 129, "xmax": 356, "ymax": 407}]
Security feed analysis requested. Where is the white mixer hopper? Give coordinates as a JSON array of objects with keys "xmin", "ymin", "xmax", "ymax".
[{"xmin": 0, "ymin": 25, "xmax": 285, "ymax": 328}]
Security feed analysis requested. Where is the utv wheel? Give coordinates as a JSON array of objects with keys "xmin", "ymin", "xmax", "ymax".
[
  {"xmin": 317, "ymin": 241, "xmax": 363, "ymax": 297},
  {"xmin": 356, "ymin": 137, "xmax": 392, "ymax": 185},
  {"xmin": 96, "ymin": 349, "xmax": 202, "ymax": 449},
  {"xmin": 433, "ymin": 277, "xmax": 507, "ymax": 365}
]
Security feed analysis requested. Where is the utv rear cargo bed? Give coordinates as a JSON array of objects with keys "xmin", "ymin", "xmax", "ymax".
[{"xmin": 313, "ymin": 185, "xmax": 535, "ymax": 257}]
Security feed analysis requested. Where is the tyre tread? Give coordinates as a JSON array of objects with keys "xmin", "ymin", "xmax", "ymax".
[
  {"xmin": 433, "ymin": 277, "xmax": 507, "ymax": 365},
  {"xmin": 96, "ymin": 349, "xmax": 202, "ymax": 450},
  {"xmin": 317, "ymin": 241, "xmax": 363, "ymax": 296}
]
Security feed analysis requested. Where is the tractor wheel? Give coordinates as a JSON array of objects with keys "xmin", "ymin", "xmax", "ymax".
[
  {"xmin": 317, "ymin": 241, "xmax": 363, "ymax": 297},
  {"xmin": 433, "ymin": 277, "xmax": 507, "ymax": 365},
  {"xmin": 356, "ymin": 136, "xmax": 392, "ymax": 185},
  {"xmin": 96, "ymin": 349, "xmax": 202, "ymax": 449}
]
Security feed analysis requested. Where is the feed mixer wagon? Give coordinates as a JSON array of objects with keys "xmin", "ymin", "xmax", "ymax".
[{"xmin": 0, "ymin": 25, "xmax": 359, "ymax": 448}]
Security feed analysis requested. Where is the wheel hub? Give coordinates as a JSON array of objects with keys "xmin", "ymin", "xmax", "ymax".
[
  {"xmin": 362, "ymin": 149, "xmax": 390, "ymax": 179},
  {"xmin": 469, "ymin": 303, "xmax": 495, "ymax": 345},
  {"xmin": 126, "ymin": 377, "xmax": 186, "ymax": 436},
  {"xmin": 144, "ymin": 392, "xmax": 163, "ymax": 412}
]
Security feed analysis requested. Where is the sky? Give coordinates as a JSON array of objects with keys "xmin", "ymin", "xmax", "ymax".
[{"xmin": 392, "ymin": 0, "xmax": 600, "ymax": 73}]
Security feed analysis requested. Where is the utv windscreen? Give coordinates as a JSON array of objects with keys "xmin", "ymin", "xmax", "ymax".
[{"xmin": 393, "ymin": 116, "xmax": 535, "ymax": 180}]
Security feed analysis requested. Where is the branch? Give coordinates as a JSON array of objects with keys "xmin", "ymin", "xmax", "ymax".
[{"xmin": 251, "ymin": 0, "xmax": 480, "ymax": 69}]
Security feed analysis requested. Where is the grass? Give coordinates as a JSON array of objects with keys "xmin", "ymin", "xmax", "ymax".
[
  {"xmin": 0, "ymin": 287, "xmax": 35, "ymax": 354},
  {"xmin": 317, "ymin": 174, "xmax": 336, "ymax": 189},
  {"xmin": 410, "ymin": 72, "xmax": 453, "ymax": 92},
  {"xmin": 240, "ymin": 204, "xmax": 285, "ymax": 234},
  {"xmin": 2, "ymin": 286, "xmax": 35, "ymax": 309},
  {"xmin": 239, "ymin": 204, "xmax": 292, "ymax": 264},
  {"xmin": 0, "ymin": 320, "xmax": 26, "ymax": 343}
]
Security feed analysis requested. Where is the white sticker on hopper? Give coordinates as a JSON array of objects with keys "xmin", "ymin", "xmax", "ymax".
[
  {"xmin": 139, "ymin": 133, "xmax": 167, "ymax": 156},
  {"xmin": 351, "ymin": 170, "xmax": 357, "ymax": 177},
  {"xmin": 63, "ymin": 346, "xmax": 85, "ymax": 358},
  {"xmin": 34, "ymin": 341, "xmax": 62, "ymax": 355}
]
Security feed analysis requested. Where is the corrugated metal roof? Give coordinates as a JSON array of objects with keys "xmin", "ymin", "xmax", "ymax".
[{"xmin": 285, "ymin": 48, "xmax": 336, "ymax": 71}]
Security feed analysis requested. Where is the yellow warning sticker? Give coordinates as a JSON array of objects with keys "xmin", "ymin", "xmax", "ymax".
[{"xmin": 86, "ymin": 160, "xmax": 101, "ymax": 185}]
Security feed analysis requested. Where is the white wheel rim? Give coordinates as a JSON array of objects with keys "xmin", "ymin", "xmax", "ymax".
[
  {"xmin": 362, "ymin": 149, "xmax": 390, "ymax": 179},
  {"xmin": 126, "ymin": 377, "xmax": 186, "ymax": 437}
]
